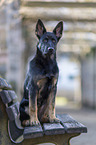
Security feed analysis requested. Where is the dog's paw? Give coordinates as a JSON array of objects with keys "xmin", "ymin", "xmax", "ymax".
[
  {"xmin": 40, "ymin": 115, "xmax": 60, "ymax": 123},
  {"xmin": 30, "ymin": 118, "xmax": 40, "ymax": 126},
  {"xmin": 49, "ymin": 117, "xmax": 60, "ymax": 123},
  {"xmin": 22, "ymin": 120, "xmax": 30, "ymax": 126}
]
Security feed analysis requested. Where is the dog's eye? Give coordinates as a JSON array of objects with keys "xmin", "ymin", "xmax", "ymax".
[
  {"xmin": 43, "ymin": 38, "xmax": 48, "ymax": 43},
  {"xmin": 52, "ymin": 39, "xmax": 56, "ymax": 43}
]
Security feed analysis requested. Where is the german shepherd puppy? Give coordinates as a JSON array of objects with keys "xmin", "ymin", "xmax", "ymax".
[{"xmin": 19, "ymin": 19, "xmax": 63, "ymax": 126}]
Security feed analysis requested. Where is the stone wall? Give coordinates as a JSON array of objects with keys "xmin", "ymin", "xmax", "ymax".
[
  {"xmin": 0, "ymin": 0, "xmax": 25, "ymax": 100},
  {"xmin": 81, "ymin": 48, "xmax": 96, "ymax": 109}
]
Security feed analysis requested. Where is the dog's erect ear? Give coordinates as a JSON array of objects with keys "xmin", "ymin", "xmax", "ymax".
[
  {"xmin": 53, "ymin": 21, "xmax": 63, "ymax": 42},
  {"xmin": 35, "ymin": 19, "xmax": 46, "ymax": 39}
]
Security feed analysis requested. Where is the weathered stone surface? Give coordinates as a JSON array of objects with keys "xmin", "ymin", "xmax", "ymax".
[
  {"xmin": 0, "ymin": 78, "xmax": 12, "ymax": 90},
  {"xmin": 6, "ymin": 102, "xmax": 19, "ymax": 120},
  {"xmin": 24, "ymin": 125, "xmax": 43, "ymax": 139},
  {"xmin": 0, "ymin": 90, "xmax": 17, "ymax": 104},
  {"xmin": 8, "ymin": 120, "xmax": 24, "ymax": 143},
  {"xmin": 57, "ymin": 114, "xmax": 87, "ymax": 133},
  {"xmin": 43, "ymin": 123, "xmax": 65, "ymax": 135}
]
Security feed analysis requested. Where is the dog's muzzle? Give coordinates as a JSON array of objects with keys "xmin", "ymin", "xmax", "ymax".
[{"xmin": 48, "ymin": 47, "xmax": 54, "ymax": 53}]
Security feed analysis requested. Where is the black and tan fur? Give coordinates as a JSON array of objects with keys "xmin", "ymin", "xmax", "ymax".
[{"xmin": 19, "ymin": 19, "xmax": 63, "ymax": 126}]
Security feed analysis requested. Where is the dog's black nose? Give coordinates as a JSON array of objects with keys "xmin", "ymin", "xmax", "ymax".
[{"xmin": 48, "ymin": 47, "xmax": 54, "ymax": 51}]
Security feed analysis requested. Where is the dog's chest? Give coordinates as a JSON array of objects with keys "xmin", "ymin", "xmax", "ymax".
[{"xmin": 37, "ymin": 76, "xmax": 57, "ymax": 98}]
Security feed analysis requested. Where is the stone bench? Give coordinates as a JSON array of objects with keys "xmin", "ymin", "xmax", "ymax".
[{"xmin": 0, "ymin": 78, "xmax": 87, "ymax": 145}]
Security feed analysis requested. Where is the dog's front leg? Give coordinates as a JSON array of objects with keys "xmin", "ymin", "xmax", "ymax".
[
  {"xmin": 47, "ymin": 86, "xmax": 60, "ymax": 123},
  {"xmin": 29, "ymin": 85, "xmax": 40, "ymax": 125},
  {"xmin": 40, "ymin": 86, "xmax": 60, "ymax": 123}
]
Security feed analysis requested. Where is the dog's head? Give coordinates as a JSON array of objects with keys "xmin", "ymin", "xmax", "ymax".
[{"xmin": 35, "ymin": 19, "xmax": 63, "ymax": 58}]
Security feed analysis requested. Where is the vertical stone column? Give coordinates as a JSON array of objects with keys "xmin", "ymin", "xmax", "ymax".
[
  {"xmin": 93, "ymin": 48, "xmax": 96, "ymax": 109},
  {"xmin": 6, "ymin": 0, "xmax": 25, "ymax": 100},
  {"xmin": 81, "ymin": 53, "xmax": 94, "ymax": 108}
]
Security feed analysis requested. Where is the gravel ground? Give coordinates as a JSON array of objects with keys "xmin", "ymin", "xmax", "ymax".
[{"xmin": 39, "ymin": 106, "xmax": 96, "ymax": 145}]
